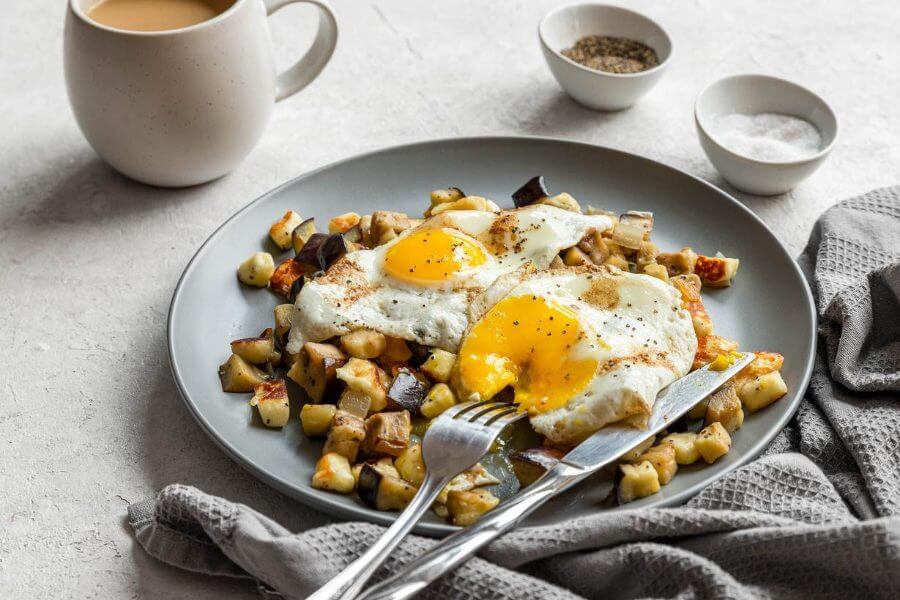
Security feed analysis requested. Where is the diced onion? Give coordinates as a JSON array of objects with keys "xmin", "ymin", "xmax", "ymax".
[{"xmin": 612, "ymin": 221, "xmax": 644, "ymax": 250}]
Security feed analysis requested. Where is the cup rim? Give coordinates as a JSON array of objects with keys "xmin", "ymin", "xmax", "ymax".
[
  {"xmin": 694, "ymin": 73, "xmax": 840, "ymax": 167},
  {"xmin": 69, "ymin": 0, "xmax": 246, "ymax": 37},
  {"xmin": 538, "ymin": 2, "xmax": 674, "ymax": 80}
]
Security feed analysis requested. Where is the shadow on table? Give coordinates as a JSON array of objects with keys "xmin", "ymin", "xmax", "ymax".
[{"xmin": 18, "ymin": 153, "xmax": 205, "ymax": 226}]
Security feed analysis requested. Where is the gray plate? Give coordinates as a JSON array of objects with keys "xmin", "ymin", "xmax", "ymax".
[{"xmin": 168, "ymin": 137, "xmax": 816, "ymax": 536}]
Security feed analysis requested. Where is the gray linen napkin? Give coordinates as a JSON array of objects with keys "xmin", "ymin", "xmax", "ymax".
[{"xmin": 130, "ymin": 187, "xmax": 900, "ymax": 599}]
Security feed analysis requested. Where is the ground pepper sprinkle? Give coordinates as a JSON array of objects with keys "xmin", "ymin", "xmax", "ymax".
[{"xmin": 561, "ymin": 35, "xmax": 659, "ymax": 74}]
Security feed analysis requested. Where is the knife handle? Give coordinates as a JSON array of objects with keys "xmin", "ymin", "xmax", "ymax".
[{"xmin": 356, "ymin": 461, "xmax": 591, "ymax": 600}]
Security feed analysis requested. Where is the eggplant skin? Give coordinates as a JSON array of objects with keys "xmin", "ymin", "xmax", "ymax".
[
  {"xmin": 296, "ymin": 233, "xmax": 329, "ymax": 267},
  {"xmin": 510, "ymin": 447, "xmax": 564, "ymax": 486},
  {"xmin": 356, "ymin": 463, "xmax": 382, "ymax": 508},
  {"xmin": 315, "ymin": 233, "xmax": 350, "ymax": 271},
  {"xmin": 387, "ymin": 369, "xmax": 429, "ymax": 414},
  {"xmin": 512, "ymin": 176, "xmax": 549, "ymax": 208}
]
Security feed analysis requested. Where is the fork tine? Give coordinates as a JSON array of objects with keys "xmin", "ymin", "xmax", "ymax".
[
  {"xmin": 439, "ymin": 400, "xmax": 488, "ymax": 421},
  {"xmin": 466, "ymin": 402, "xmax": 512, "ymax": 422},
  {"xmin": 483, "ymin": 407, "xmax": 521, "ymax": 427}
]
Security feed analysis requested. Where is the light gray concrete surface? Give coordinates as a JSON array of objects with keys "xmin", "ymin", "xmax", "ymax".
[{"xmin": 1, "ymin": 0, "xmax": 898, "ymax": 597}]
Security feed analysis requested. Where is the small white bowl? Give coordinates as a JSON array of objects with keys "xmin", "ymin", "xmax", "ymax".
[
  {"xmin": 695, "ymin": 74, "xmax": 838, "ymax": 196},
  {"xmin": 539, "ymin": 3, "xmax": 672, "ymax": 111}
]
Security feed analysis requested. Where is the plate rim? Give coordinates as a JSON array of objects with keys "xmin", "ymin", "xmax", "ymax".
[{"xmin": 167, "ymin": 135, "xmax": 817, "ymax": 536}]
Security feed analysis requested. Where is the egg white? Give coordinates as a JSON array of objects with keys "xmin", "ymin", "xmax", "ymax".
[
  {"xmin": 460, "ymin": 265, "xmax": 698, "ymax": 445},
  {"xmin": 286, "ymin": 205, "xmax": 615, "ymax": 353}
]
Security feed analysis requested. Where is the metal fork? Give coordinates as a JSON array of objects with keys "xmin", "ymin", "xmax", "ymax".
[{"xmin": 307, "ymin": 399, "xmax": 526, "ymax": 600}]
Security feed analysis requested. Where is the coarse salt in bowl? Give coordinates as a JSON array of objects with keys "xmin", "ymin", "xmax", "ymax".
[
  {"xmin": 695, "ymin": 74, "xmax": 838, "ymax": 196},
  {"xmin": 539, "ymin": 3, "xmax": 673, "ymax": 111}
]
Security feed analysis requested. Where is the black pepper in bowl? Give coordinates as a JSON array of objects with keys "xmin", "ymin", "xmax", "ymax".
[{"xmin": 561, "ymin": 35, "xmax": 659, "ymax": 74}]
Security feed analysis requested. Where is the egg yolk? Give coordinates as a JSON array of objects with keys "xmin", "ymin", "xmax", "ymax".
[
  {"xmin": 383, "ymin": 228, "xmax": 487, "ymax": 284},
  {"xmin": 456, "ymin": 295, "xmax": 598, "ymax": 414}
]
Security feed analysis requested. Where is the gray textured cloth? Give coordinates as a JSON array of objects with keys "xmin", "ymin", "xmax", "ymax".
[{"xmin": 130, "ymin": 188, "xmax": 900, "ymax": 599}]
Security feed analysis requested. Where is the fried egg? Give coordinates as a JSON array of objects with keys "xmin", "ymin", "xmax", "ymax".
[
  {"xmin": 453, "ymin": 265, "xmax": 697, "ymax": 445},
  {"xmin": 286, "ymin": 205, "xmax": 615, "ymax": 353}
]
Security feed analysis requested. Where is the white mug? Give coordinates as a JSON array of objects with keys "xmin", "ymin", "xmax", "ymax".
[{"xmin": 64, "ymin": 0, "xmax": 337, "ymax": 187}]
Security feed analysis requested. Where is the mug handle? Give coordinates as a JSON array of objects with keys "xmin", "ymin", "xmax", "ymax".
[{"xmin": 263, "ymin": 0, "xmax": 337, "ymax": 102}]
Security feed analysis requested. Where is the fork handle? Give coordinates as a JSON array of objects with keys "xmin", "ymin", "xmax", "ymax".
[
  {"xmin": 308, "ymin": 472, "xmax": 451, "ymax": 600},
  {"xmin": 356, "ymin": 461, "xmax": 591, "ymax": 600}
]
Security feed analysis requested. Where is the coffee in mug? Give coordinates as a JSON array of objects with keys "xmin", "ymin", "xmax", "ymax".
[{"xmin": 87, "ymin": 0, "xmax": 233, "ymax": 32}]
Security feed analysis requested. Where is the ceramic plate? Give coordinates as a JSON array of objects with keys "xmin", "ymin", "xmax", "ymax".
[{"xmin": 168, "ymin": 137, "xmax": 815, "ymax": 536}]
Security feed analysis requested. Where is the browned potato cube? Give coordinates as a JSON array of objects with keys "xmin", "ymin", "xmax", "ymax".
[
  {"xmin": 563, "ymin": 246, "xmax": 590, "ymax": 266},
  {"xmin": 250, "ymin": 379, "xmax": 290, "ymax": 428},
  {"xmin": 617, "ymin": 461, "xmax": 660, "ymax": 503},
  {"xmin": 231, "ymin": 328, "xmax": 278, "ymax": 365},
  {"xmin": 635, "ymin": 444, "xmax": 678, "ymax": 485},
  {"xmin": 695, "ymin": 422, "xmax": 731, "ymax": 463},
  {"xmin": 693, "ymin": 335, "xmax": 740, "ymax": 370},
  {"xmin": 618, "ymin": 435, "xmax": 656, "ymax": 463},
  {"xmin": 660, "ymin": 432, "xmax": 700, "ymax": 465},
  {"xmin": 420, "ymin": 383, "xmax": 456, "ymax": 419},
  {"xmin": 695, "ymin": 255, "xmax": 740, "ymax": 288},
  {"xmin": 446, "ymin": 489, "xmax": 500, "ymax": 526},
  {"xmin": 328, "ymin": 212, "xmax": 361, "ymax": 234},
  {"xmin": 420, "ymin": 349, "xmax": 456, "ymax": 384},
  {"xmin": 219, "ymin": 354, "xmax": 268, "ymax": 393},
  {"xmin": 377, "ymin": 336, "xmax": 413, "ymax": 369},
  {"xmin": 362, "ymin": 411, "xmax": 411, "ymax": 458},
  {"xmin": 340, "ymin": 329, "xmax": 387, "ymax": 359},
  {"xmin": 273, "ymin": 304, "xmax": 293, "ymax": 341},
  {"xmin": 237, "ymin": 252, "xmax": 275, "ymax": 287},
  {"xmin": 300, "ymin": 403, "xmax": 336, "ymax": 437},
  {"xmin": 371, "ymin": 211, "xmax": 412, "ymax": 246},
  {"xmin": 657, "ymin": 247, "xmax": 698, "ymax": 276},
  {"xmin": 394, "ymin": 443, "xmax": 426, "ymax": 486},
  {"xmin": 642, "ymin": 263, "xmax": 669, "ymax": 282},
  {"xmin": 269, "ymin": 210, "xmax": 304, "ymax": 250},
  {"xmin": 705, "ymin": 384, "xmax": 744, "ymax": 434},
  {"xmin": 357, "ymin": 466, "xmax": 418, "ymax": 511},
  {"xmin": 335, "ymin": 358, "xmax": 389, "ymax": 412},
  {"xmin": 323, "ymin": 410, "xmax": 366, "ymax": 462},
  {"xmin": 311, "ymin": 453, "xmax": 354, "ymax": 493},
  {"xmin": 286, "ymin": 342, "xmax": 347, "ymax": 403},
  {"xmin": 738, "ymin": 371, "xmax": 788, "ymax": 412}
]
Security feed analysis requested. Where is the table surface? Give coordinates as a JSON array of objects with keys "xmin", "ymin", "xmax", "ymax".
[{"xmin": 2, "ymin": 0, "xmax": 899, "ymax": 597}]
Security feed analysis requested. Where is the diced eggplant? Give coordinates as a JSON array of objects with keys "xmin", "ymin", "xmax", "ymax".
[
  {"xmin": 291, "ymin": 218, "xmax": 317, "ymax": 254},
  {"xmin": 288, "ymin": 276, "xmax": 305, "ymax": 304},
  {"xmin": 295, "ymin": 232, "xmax": 329, "ymax": 267},
  {"xmin": 230, "ymin": 328, "xmax": 278, "ymax": 365},
  {"xmin": 286, "ymin": 342, "xmax": 347, "ymax": 402},
  {"xmin": 406, "ymin": 340, "xmax": 432, "ymax": 367},
  {"xmin": 511, "ymin": 175, "xmax": 549, "ymax": 208},
  {"xmin": 342, "ymin": 225, "xmax": 362, "ymax": 244},
  {"xmin": 219, "ymin": 354, "xmax": 269, "ymax": 393},
  {"xmin": 510, "ymin": 447, "xmax": 564, "ymax": 487},
  {"xmin": 324, "ymin": 410, "xmax": 366, "ymax": 462},
  {"xmin": 362, "ymin": 410, "xmax": 411, "ymax": 458},
  {"xmin": 620, "ymin": 211, "xmax": 654, "ymax": 237},
  {"xmin": 611, "ymin": 220, "xmax": 644, "ymax": 250},
  {"xmin": 357, "ymin": 463, "xmax": 418, "ymax": 511},
  {"xmin": 387, "ymin": 368, "xmax": 429, "ymax": 415},
  {"xmin": 317, "ymin": 233, "xmax": 350, "ymax": 271},
  {"xmin": 270, "ymin": 258, "xmax": 313, "ymax": 299},
  {"xmin": 273, "ymin": 304, "xmax": 293, "ymax": 344}
]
